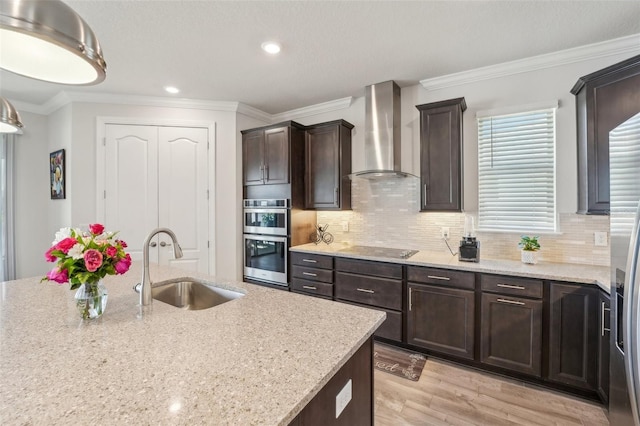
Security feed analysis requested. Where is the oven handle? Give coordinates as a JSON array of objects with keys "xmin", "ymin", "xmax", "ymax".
[
  {"xmin": 244, "ymin": 208, "xmax": 288, "ymax": 214},
  {"xmin": 243, "ymin": 234, "xmax": 288, "ymax": 243}
]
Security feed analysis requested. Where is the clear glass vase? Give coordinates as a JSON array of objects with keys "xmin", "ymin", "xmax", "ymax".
[{"xmin": 74, "ymin": 281, "xmax": 108, "ymax": 319}]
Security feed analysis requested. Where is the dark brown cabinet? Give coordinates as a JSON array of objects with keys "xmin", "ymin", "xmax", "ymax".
[
  {"xmin": 242, "ymin": 122, "xmax": 305, "ymax": 186},
  {"xmin": 597, "ymin": 290, "xmax": 611, "ymax": 403},
  {"xmin": 305, "ymin": 120, "xmax": 353, "ymax": 210},
  {"xmin": 548, "ymin": 283, "xmax": 598, "ymax": 390},
  {"xmin": 406, "ymin": 266, "xmax": 475, "ymax": 360},
  {"xmin": 571, "ymin": 54, "xmax": 640, "ymax": 214},
  {"xmin": 416, "ymin": 97, "xmax": 466, "ymax": 212},
  {"xmin": 290, "ymin": 252, "xmax": 334, "ymax": 300},
  {"xmin": 480, "ymin": 274, "xmax": 543, "ymax": 377},
  {"xmin": 335, "ymin": 258, "xmax": 403, "ymax": 342}
]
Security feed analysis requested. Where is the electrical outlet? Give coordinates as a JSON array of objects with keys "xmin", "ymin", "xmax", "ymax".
[
  {"xmin": 441, "ymin": 227, "xmax": 450, "ymax": 240},
  {"xmin": 335, "ymin": 379, "xmax": 352, "ymax": 418},
  {"xmin": 594, "ymin": 231, "xmax": 608, "ymax": 247},
  {"xmin": 341, "ymin": 221, "xmax": 349, "ymax": 232}
]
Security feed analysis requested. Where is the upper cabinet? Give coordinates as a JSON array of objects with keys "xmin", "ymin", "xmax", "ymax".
[
  {"xmin": 572, "ymin": 54, "xmax": 640, "ymax": 215},
  {"xmin": 416, "ymin": 97, "xmax": 466, "ymax": 212},
  {"xmin": 242, "ymin": 122, "xmax": 306, "ymax": 186},
  {"xmin": 304, "ymin": 120, "xmax": 353, "ymax": 210}
]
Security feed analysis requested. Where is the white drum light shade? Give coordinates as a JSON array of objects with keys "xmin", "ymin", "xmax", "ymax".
[
  {"xmin": 0, "ymin": 0, "xmax": 106, "ymax": 85},
  {"xmin": 0, "ymin": 97, "xmax": 24, "ymax": 134}
]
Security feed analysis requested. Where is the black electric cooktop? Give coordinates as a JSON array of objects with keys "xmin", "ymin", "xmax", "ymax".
[{"xmin": 338, "ymin": 245, "xmax": 418, "ymax": 259}]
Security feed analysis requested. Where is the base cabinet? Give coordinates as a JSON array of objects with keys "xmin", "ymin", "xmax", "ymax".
[
  {"xmin": 597, "ymin": 291, "xmax": 611, "ymax": 403},
  {"xmin": 407, "ymin": 283, "xmax": 474, "ymax": 359},
  {"xmin": 548, "ymin": 283, "xmax": 598, "ymax": 391}
]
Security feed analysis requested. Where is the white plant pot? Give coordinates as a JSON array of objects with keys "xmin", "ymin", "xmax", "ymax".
[{"xmin": 521, "ymin": 250, "xmax": 538, "ymax": 264}]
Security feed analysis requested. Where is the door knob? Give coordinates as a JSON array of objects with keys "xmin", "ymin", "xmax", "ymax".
[
  {"xmin": 160, "ymin": 241, "xmax": 172, "ymax": 247},
  {"xmin": 150, "ymin": 242, "xmax": 157, "ymax": 247}
]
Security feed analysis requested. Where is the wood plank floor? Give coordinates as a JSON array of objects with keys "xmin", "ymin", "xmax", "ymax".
[{"xmin": 374, "ymin": 356, "xmax": 609, "ymax": 426}]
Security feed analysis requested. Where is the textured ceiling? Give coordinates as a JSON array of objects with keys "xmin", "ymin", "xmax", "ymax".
[{"xmin": 2, "ymin": 0, "xmax": 640, "ymax": 113}]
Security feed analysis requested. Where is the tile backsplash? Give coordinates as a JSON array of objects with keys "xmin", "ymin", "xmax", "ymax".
[{"xmin": 315, "ymin": 179, "xmax": 610, "ymax": 267}]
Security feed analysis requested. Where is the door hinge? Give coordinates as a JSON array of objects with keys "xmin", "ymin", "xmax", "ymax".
[
  {"xmin": 103, "ymin": 137, "xmax": 106, "ymax": 146},
  {"xmin": 207, "ymin": 189, "xmax": 209, "ymax": 200},
  {"xmin": 103, "ymin": 190, "xmax": 106, "ymax": 199},
  {"xmin": 207, "ymin": 241, "xmax": 210, "ymax": 248},
  {"xmin": 207, "ymin": 140, "xmax": 210, "ymax": 150}
]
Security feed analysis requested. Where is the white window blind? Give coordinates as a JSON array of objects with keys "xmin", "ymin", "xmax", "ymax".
[
  {"xmin": 610, "ymin": 112, "xmax": 640, "ymax": 236},
  {"xmin": 477, "ymin": 107, "xmax": 556, "ymax": 232}
]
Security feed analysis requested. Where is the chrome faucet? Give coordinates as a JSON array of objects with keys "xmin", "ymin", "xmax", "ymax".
[{"xmin": 139, "ymin": 227, "xmax": 184, "ymax": 306}]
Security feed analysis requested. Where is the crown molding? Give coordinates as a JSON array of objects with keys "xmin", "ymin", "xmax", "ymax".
[
  {"xmin": 272, "ymin": 96, "xmax": 353, "ymax": 122},
  {"xmin": 420, "ymin": 33, "xmax": 640, "ymax": 91}
]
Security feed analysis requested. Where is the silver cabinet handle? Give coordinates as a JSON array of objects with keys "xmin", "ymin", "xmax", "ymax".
[
  {"xmin": 302, "ymin": 259, "xmax": 317, "ymax": 263},
  {"xmin": 160, "ymin": 241, "xmax": 172, "ymax": 247},
  {"xmin": 302, "ymin": 285, "xmax": 317, "ymax": 290},
  {"xmin": 150, "ymin": 242, "xmax": 157, "ymax": 247},
  {"xmin": 260, "ymin": 164, "xmax": 265, "ymax": 184},
  {"xmin": 334, "ymin": 187, "xmax": 338, "ymax": 205},
  {"xmin": 409, "ymin": 287, "xmax": 413, "ymax": 311},
  {"xmin": 427, "ymin": 275, "xmax": 450, "ymax": 281},
  {"xmin": 602, "ymin": 301, "xmax": 611, "ymax": 336},
  {"xmin": 497, "ymin": 283, "xmax": 525, "ymax": 290},
  {"xmin": 423, "ymin": 184, "xmax": 427, "ymax": 204},
  {"xmin": 264, "ymin": 165, "xmax": 269, "ymax": 182},
  {"xmin": 357, "ymin": 288, "xmax": 375, "ymax": 294},
  {"xmin": 302, "ymin": 272, "xmax": 317, "ymax": 277},
  {"xmin": 497, "ymin": 298, "xmax": 525, "ymax": 306}
]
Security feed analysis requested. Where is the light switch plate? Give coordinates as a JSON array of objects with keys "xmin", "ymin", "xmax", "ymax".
[
  {"xmin": 594, "ymin": 231, "xmax": 608, "ymax": 247},
  {"xmin": 335, "ymin": 379, "xmax": 352, "ymax": 418},
  {"xmin": 341, "ymin": 221, "xmax": 349, "ymax": 232}
]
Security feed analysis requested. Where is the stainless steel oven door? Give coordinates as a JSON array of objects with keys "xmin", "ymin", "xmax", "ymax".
[
  {"xmin": 243, "ymin": 208, "xmax": 288, "ymax": 236},
  {"xmin": 243, "ymin": 234, "xmax": 288, "ymax": 286}
]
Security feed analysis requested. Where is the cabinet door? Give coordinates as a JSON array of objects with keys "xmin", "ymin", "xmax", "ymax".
[
  {"xmin": 264, "ymin": 126, "xmax": 289, "ymax": 184},
  {"xmin": 548, "ymin": 283, "xmax": 597, "ymax": 390},
  {"xmin": 597, "ymin": 291, "xmax": 611, "ymax": 403},
  {"xmin": 242, "ymin": 130, "xmax": 264, "ymax": 185},
  {"xmin": 481, "ymin": 293, "xmax": 542, "ymax": 377},
  {"xmin": 305, "ymin": 125, "xmax": 340, "ymax": 209},
  {"xmin": 407, "ymin": 283, "xmax": 474, "ymax": 359},
  {"xmin": 416, "ymin": 98, "xmax": 465, "ymax": 212}
]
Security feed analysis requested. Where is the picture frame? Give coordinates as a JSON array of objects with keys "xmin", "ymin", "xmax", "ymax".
[{"xmin": 50, "ymin": 149, "xmax": 65, "ymax": 200}]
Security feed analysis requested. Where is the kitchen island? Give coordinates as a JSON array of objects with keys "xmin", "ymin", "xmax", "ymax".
[{"xmin": 0, "ymin": 263, "xmax": 384, "ymax": 425}]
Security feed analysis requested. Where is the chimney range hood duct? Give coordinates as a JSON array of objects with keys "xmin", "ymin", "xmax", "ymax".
[{"xmin": 349, "ymin": 80, "xmax": 417, "ymax": 180}]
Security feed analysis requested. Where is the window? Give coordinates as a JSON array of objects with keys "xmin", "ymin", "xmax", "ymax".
[
  {"xmin": 477, "ymin": 105, "xmax": 557, "ymax": 232},
  {"xmin": 610, "ymin": 112, "xmax": 640, "ymax": 235}
]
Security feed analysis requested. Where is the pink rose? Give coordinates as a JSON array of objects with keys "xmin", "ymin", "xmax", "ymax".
[
  {"xmin": 115, "ymin": 253, "xmax": 131, "ymax": 274},
  {"xmin": 55, "ymin": 237, "xmax": 77, "ymax": 254},
  {"xmin": 106, "ymin": 246, "xmax": 117, "ymax": 258},
  {"xmin": 46, "ymin": 267, "xmax": 68, "ymax": 284},
  {"xmin": 84, "ymin": 249, "xmax": 103, "ymax": 272},
  {"xmin": 45, "ymin": 247, "xmax": 57, "ymax": 262},
  {"xmin": 89, "ymin": 223, "xmax": 105, "ymax": 235}
]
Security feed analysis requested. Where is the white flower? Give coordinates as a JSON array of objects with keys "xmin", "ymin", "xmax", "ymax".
[
  {"xmin": 52, "ymin": 227, "xmax": 72, "ymax": 245},
  {"xmin": 67, "ymin": 243, "xmax": 85, "ymax": 260}
]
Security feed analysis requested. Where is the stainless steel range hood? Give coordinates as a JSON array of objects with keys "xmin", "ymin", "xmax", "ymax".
[{"xmin": 349, "ymin": 80, "xmax": 418, "ymax": 180}]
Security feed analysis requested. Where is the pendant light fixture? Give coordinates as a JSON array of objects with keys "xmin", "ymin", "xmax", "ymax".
[
  {"xmin": 0, "ymin": 0, "xmax": 106, "ymax": 85},
  {"xmin": 0, "ymin": 97, "xmax": 24, "ymax": 134}
]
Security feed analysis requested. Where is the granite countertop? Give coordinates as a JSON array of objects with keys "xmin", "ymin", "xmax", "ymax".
[
  {"xmin": 0, "ymin": 263, "xmax": 384, "ymax": 425},
  {"xmin": 291, "ymin": 243, "xmax": 611, "ymax": 293}
]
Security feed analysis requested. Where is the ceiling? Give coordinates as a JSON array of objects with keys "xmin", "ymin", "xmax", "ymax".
[{"xmin": 2, "ymin": 0, "xmax": 640, "ymax": 114}]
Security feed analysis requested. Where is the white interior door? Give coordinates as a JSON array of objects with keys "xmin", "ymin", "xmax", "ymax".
[
  {"xmin": 103, "ymin": 123, "xmax": 209, "ymax": 273},
  {"xmin": 158, "ymin": 126, "xmax": 209, "ymax": 273},
  {"xmin": 104, "ymin": 124, "xmax": 159, "ymax": 263}
]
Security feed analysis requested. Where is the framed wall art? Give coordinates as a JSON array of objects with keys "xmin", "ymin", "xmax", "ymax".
[{"xmin": 50, "ymin": 149, "xmax": 65, "ymax": 200}]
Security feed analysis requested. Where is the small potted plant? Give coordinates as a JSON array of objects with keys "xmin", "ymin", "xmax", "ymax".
[{"xmin": 519, "ymin": 235, "xmax": 540, "ymax": 264}]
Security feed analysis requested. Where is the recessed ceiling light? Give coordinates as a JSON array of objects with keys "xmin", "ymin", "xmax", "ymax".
[
  {"xmin": 261, "ymin": 42, "xmax": 281, "ymax": 54},
  {"xmin": 164, "ymin": 86, "xmax": 180, "ymax": 94}
]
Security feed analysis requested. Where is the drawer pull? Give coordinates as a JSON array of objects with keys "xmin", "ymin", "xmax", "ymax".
[
  {"xmin": 302, "ymin": 259, "xmax": 317, "ymax": 263},
  {"xmin": 409, "ymin": 287, "xmax": 413, "ymax": 311},
  {"xmin": 602, "ymin": 301, "xmax": 611, "ymax": 336},
  {"xmin": 497, "ymin": 298, "xmax": 525, "ymax": 306},
  {"xmin": 427, "ymin": 275, "xmax": 450, "ymax": 281},
  {"xmin": 302, "ymin": 285, "xmax": 317, "ymax": 290},
  {"xmin": 357, "ymin": 288, "xmax": 375, "ymax": 294},
  {"xmin": 302, "ymin": 272, "xmax": 317, "ymax": 277},
  {"xmin": 497, "ymin": 283, "xmax": 525, "ymax": 290}
]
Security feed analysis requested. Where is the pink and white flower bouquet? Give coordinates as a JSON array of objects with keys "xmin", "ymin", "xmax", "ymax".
[{"xmin": 42, "ymin": 223, "xmax": 131, "ymax": 289}]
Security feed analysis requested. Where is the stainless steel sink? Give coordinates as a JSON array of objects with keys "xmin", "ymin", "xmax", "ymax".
[{"xmin": 151, "ymin": 278, "xmax": 244, "ymax": 310}]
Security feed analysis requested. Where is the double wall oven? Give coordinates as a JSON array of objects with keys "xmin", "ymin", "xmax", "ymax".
[{"xmin": 243, "ymin": 199, "xmax": 289, "ymax": 287}]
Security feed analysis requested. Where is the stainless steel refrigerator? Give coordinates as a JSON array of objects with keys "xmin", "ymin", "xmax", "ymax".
[{"xmin": 609, "ymin": 112, "xmax": 640, "ymax": 425}]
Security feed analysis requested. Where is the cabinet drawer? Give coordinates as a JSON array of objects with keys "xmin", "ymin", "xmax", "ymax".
[
  {"xmin": 291, "ymin": 265, "xmax": 333, "ymax": 283},
  {"xmin": 291, "ymin": 252, "xmax": 333, "ymax": 270},
  {"xmin": 407, "ymin": 266, "xmax": 475, "ymax": 290},
  {"xmin": 291, "ymin": 278, "xmax": 334, "ymax": 298},
  {"xmin": 339, "ymin": 300, "xmax": 402, "ymax": 342},
  {"xmin": 481, "ymin": 274, "xmax": 543, "ymax": 299},
  {"xmin": 335, "ymin": 258, "xmax": 402, "ymax": 280},
  {"xmin": 335, "ymin": 271, "xmax": 402, "ymax": 311}
]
